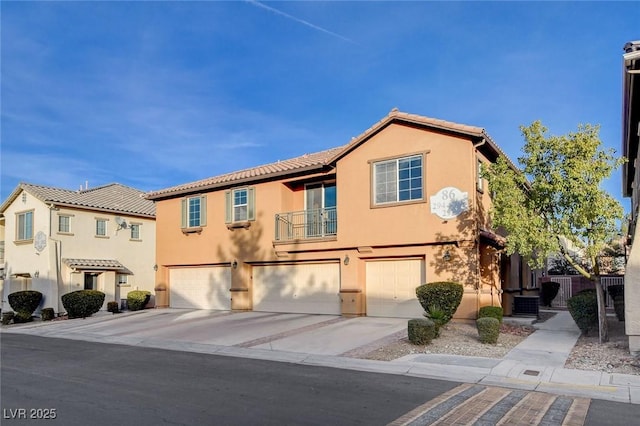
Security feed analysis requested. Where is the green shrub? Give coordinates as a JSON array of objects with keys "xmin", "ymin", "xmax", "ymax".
[
  {"xmin": 424, "ymin": 304, "xmax": 447, "ymax": 337},
  {"xmin": 415, "ymin": 282, "xmax": 463, "ymax": 325},
  {"xmin": 1, "ymin": 311, "xmax": 15, "ymax": 325},
  {"xmin": 13, "ymin": 312, "xmax": 34, "ymax": 323},
  {"xmin": 107, "ymin": 301, "xmax": 120, "ymax": 313},
  {"xmin": 541, "ymin": 281, "xmax": 561, "ymax": 307},
  {"xmin": 408, "ymin": 318, "xmax": 436, "ymax": 345},
  {"xmin": 476, "ymin": 317, "xmax": 500, "ymax": 344},
  {"xmin": 478, "ymin": 306, "xmax": 503, "ymax": 323},
  {"xmin": 40, "ymin": 308, "xmax": 55, "ymax": 321},
  {"xmin": 62, "ymin": 290, "xmax": 105, "ymax": 319},
  {"xmin": 567, "ymin": 290, "xmax": 598, "ymax": 334},
  {"xmin": 127, "ymin": 290, "xmax": 151, "ymax": 311},
  {"xmin": 8, "ymin": 290, "xmax": 43, "ymax": 318}
]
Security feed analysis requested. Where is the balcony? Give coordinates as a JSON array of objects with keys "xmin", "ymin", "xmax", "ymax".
[{"xmin": 274, "ymin": 208, "xmax": 337, "ymax": 242}]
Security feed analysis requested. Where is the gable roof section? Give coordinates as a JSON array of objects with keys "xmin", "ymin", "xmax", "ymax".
[
  {"xmin": 326, "ymin": 109, "xmax": 507, "ymax": 164},
  {"xmin": 1, "ymin": 183, "xmax": 155, "ymax": 218},
  {"xmin": 147, "ymin": 109, "xmax": 515, "ymax": 200}
]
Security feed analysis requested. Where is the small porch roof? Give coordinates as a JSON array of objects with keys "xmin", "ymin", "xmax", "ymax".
[{"xmin": 62, "ymin": 258, "xmax": 132, "ymax": 274}]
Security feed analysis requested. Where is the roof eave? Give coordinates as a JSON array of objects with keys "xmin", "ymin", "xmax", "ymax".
[{"xmin": 146, "ymin": 163, "xmax": 331, "ymax": 200}]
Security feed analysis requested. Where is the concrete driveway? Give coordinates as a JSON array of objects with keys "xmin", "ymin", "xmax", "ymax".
[{"xmin": 2, "ymin": 309, "xmax": 407, "ymax": 356}]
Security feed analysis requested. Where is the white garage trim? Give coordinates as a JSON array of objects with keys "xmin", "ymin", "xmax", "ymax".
[
  {"xmin": 253, "ymin": 262, "xmax": 340, "ymax": 315},
  {"xmin": 169, "ymin": 266, "xmax": 231, "ymax": 310},
  {"xmin": 366, "ymin": 259, "xmax": 425, "ymax": 318}
]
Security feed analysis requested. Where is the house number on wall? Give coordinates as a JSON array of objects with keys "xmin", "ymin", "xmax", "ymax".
[{"xmin": 430, "ymin": 187, "xmax": 469, "ymax": 220}]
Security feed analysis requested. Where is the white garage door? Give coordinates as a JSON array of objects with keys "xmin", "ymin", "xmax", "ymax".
[
  {"xmin": 169, "ymin": 266, "xmax": 231, "ymax": 310},
  {"xmin": 366, "ymin": 259, "xmax": 425, "ymax": 318},
  {"xmin": 253, "ymin": 263, "xmax": 340, "ymax": 315}
]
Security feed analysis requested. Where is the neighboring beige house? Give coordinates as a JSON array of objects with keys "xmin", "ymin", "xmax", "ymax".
[
  {"xmin": 0, "ymin": 183, "xmax": 156, "ymax": 314},
  {"xmin": 147, "ymin": 110, "xmax": 533, "ymax": 319},
  {"xmin": 622, "ymin": 40, "xmax": 640, "ymax": 355}
]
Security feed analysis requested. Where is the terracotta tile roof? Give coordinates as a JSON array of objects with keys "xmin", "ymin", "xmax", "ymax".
[
  {"xmin": 147, "ymin": 109, "xmax": 514, "ymax": 199},
  {"xmin": 2, "ymin": 183, "xmax": 155, "ymax": 217},
  {"xmin": 146, "ymin": 145, "xmax": 345, "ymax": 199},
  {"xmin": 63, "ymin": 258, "xmax": 131, "ymax": 273}
]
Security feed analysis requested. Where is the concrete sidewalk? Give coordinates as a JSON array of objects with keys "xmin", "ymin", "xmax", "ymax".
[{"xmin": 2, "ymin": 309, "xmax": 639, "ymax": 405}]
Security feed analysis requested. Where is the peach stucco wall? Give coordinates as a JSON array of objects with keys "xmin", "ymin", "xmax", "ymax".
[{"xmin": 154, "ymin": 122, "xmax": 502, "ymax": 318}]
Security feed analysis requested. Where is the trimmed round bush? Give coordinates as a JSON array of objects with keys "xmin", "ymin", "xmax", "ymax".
[
  {"xmin": 408, "ymin": 318, "xmax": 436, "ymax": 345},
  {"xmin": 476, "ymin": 317, "xmax": 500, "ymax": 344},
  {"xmin": 478, "ymin": 306, "xmax": 503, "ymax": 323},
  {"xmin": 416, "ymin": 282, "xmax": 464, "ymax": 325},
  {"xmin": 40, "ymin": 308, "xmax": 55, "ymax": 321},
  {"xmin": 127, "ymin": 290, "xmax": 151, "ymax": 311},
  {"xmin": 8, "ymin": 290, "xmax": 43, "ymax": 320},
  {"xmin": 62, "ymin": 290, "xmax": 105, "ymax": 319},
  {"xmin": 107, "ymin": 301, "xmax": 120, "ymax": 313},
  {"xmin": 567, "ymin": 290, "xmax": 598, "ymax": 334},
  {"xmin": 541, "ymin": 281, "xmax": 560, "ymax": 307}
]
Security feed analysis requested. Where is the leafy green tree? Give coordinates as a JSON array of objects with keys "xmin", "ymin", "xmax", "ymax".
[{"xmin": 485, "ymin": 121, "xmax": 625, "ymax": 343}]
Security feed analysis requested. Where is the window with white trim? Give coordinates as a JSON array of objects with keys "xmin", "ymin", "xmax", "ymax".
[
  {"xmin": 373, "ymin": 155, "xmax": 423, "ymax": 205},
  {"xmin": 225, "ymin": 187, "xmax": 255, "ymax": 224},
  {"xmin": 17, "ymin": 211, "xmax": 34, "ymax": 241},
  {"xmin": 58, "ymin": 215, "xmax": 71, "ymax": 233},
  {"xmin": 96, "ymin": 219, "xmax": 107, "ymax": 236},
  {"xmin": 130, "ymin": 223, "xmax": 140, "ymax": 239},
  {"xmin": 181, "ymin": 195, "xmax": 207, "ymax": 228}
]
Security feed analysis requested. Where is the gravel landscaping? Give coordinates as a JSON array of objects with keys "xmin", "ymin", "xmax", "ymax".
[{"xmin": 350, "ymin": 311, "xmax": 640, "ymax": 376}]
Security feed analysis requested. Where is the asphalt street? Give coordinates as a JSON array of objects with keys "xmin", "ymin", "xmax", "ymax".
[
  {"xmin": 1, "ymin": 334, "xmax": 457, "ymax": 426},
  {"xmin": 2, "ymin": 334, "xmax": 640, "ymax": 425}
]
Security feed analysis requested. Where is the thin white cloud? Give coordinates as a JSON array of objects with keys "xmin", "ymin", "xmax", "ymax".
[{"xmin": 246, "ymin": 0, "xmax": 358, "ymax": 45}]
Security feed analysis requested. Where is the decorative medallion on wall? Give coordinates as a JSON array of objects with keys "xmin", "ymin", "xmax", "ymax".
[
  {"xmin": 34, "ymin": 231, "xmax": 47, "ymax": 252},
  {"xmin": 430, "ymin": 187, "xmax": 469, "ymax": 220}
]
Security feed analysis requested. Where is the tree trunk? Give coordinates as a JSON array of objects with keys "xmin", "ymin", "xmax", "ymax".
[{"xmin": 594, "ymin": 276, "xmax": 609, "ymax": 343}]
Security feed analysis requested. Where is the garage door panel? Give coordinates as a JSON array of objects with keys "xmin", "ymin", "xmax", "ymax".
[
  {"xmin": 366, "ymin": 259, "xmax": 425, "ymax": 318},
  {"xmin": 169, "ymin": 266, "xmax": 231, "ymax": 310},
  {"xmin": 253, "ymin": 263, "xmax": 340, "ymax": 315}
]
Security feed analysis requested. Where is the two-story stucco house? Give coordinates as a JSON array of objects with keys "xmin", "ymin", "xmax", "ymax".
[
  {"xmin": 622, "ymin": 40, "xmax": 640, "ymax": 355},
  {"xmin": 0, "ymin": 183, "xmax": 156, "ymax": 314},
  {"xmin": 147, "ymin": 110, "xmax": 531, "ymax": 319}
]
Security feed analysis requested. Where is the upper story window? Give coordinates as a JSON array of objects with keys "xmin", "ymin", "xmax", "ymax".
[
  {"xmin": 225, "ymin": 187, "xmax": 255, "ymax": 224},
  {"xmin": 17, "ymin": 210, "xmax": 34, "ymax": 241},
  {"xmin": 181, "ymin": 195, "xmax": 207, "ymax": 229},
  {"xmin": 130, "ymin": 223, "xmax": 141, "ymax": 240},
  {"xmin": 96, "ymin": 219, "xmax": 107, "ymax": 236},
  {"xmin": 373, "ymin": 154, "xmax": 423, "ymax": 205},
  {"xmin": 58, "ymin": 215, "xmax": 71, "ymax": 233}
]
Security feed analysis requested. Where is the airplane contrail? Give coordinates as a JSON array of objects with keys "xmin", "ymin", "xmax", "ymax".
[{"xmin": 246, "ymin": 0, "xmax": 358, "ymax": 45}]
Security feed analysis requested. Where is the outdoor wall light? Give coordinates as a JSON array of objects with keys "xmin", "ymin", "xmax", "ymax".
[
  {"xmin": 153, "ymin": 264, "xmax": 158, "ymax": 271},
  {"xmin": 343, "ymin": 254, "xmax": 350, "ymax": 266},
  {"xmin": 34, "ymin": 270, "xmax": 40, "ymax": 278},
  {"xmin": 232, "ymin": 260, "xmax": 238, "ymax": 269},
  {"xmin": 443, "ymin": 249, "xmax": 451, "ymax": 262}
]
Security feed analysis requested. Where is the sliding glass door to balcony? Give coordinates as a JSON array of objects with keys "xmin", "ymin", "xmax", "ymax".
[{"xmin": 274, "ymin": 183, "xmax": 337, "ymax": 242}]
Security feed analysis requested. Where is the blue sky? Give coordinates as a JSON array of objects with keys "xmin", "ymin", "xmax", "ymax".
[{"xmin": 1, "ymin": 1, "xmax": 637, "ymax": 210}]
